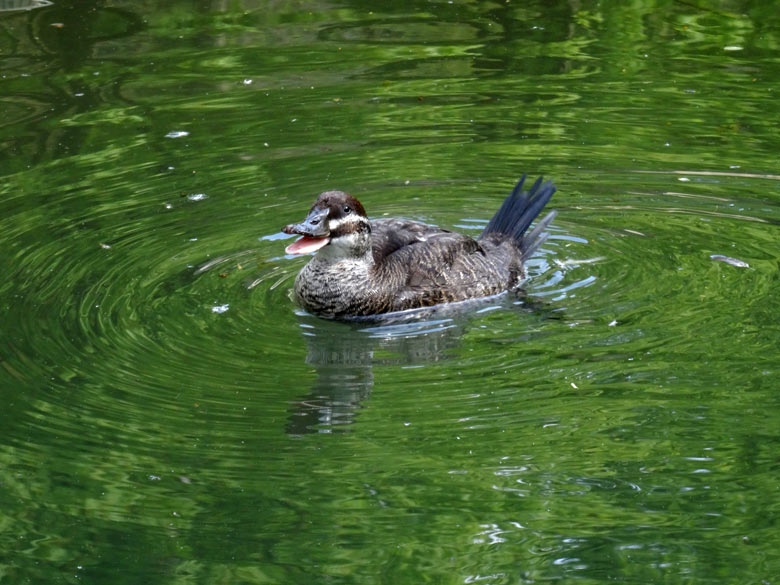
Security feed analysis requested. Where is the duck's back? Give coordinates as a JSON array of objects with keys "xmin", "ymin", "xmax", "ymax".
[
  {"xmin": 369, "ymin": 218, "xmax": 444, "ymax": 263},
  {"xmin": 369, "ymin": 219, "xmax": 520, "ymax": 312}
]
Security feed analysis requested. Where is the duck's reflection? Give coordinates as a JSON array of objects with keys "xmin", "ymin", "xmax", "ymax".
[
  {"xmin": 285, "ymin": 294, "xmax": 550, "ymax": 435},
  {"xmin": 285, "ymin": 309, "xmax": 467, "ymax": 435}
]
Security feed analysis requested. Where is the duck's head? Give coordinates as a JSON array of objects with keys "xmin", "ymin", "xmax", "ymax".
[{"xmin": 282, "ymin": 190, "xmax": 370, "ymax": 257}]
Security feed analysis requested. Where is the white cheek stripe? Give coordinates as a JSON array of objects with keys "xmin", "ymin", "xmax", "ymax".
[{"xmin": 327, "ymin": 215, "xmax": 369, "ymax": 232}]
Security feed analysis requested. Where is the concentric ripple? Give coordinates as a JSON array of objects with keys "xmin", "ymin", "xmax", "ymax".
[
  {"xmin": 3, "ymin": 164, "xmax": 778, "ymax": 446},
  {"xmin": 1, "ymin": 150, "xmax": 778, "ymax": 585}
]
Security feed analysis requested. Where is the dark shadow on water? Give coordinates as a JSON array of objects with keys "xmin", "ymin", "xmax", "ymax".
[
  {"xmin": 285, "ymin": 292, "xmax": 558, "ymax": 435},
  {"xmin": 1, "ymin": 1, "xmax": 144, "ymax": 167}
]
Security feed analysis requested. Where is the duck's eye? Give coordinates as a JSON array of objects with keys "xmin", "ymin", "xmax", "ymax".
[{"xmin": 343, "ymin": 205, "xmax": 352, "ymax": 214}]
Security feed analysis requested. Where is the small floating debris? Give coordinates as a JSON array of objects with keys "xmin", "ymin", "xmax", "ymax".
[
  {"xmin": 710, "ymin": 254, "xmax": 749, "ymax": 268},
  {"xmin": 165, "ymin": 130, "xmax": 189, "ymax": 138},
  {"xmin": 211, "ymin": 304, "xmax": 230, "ymax": 314},
  {"xmin": 186, "ymin": 193, "xmax": 207, "ymax": 202}
]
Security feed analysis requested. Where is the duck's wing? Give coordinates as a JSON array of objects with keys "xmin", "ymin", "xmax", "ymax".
[
  {"xmin": 370, "ymin": 218, "xmax": 448, "ymax": 263},
  {"xmin": 379, "ymin": 232, "xmax": 500, "ymax": 307}
]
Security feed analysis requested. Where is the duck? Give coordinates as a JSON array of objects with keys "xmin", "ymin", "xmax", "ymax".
[{"xmin": 282, "ymin": 175, "xmax": 557, "ymax": 318}]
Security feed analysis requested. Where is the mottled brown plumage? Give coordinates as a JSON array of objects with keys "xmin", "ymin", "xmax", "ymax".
[{"xmin": 282, "ymin": 176, "xmax": 557, "ymax": 318}]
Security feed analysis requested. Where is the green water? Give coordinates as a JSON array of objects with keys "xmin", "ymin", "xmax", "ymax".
[{"xmin": 1, "ymin": 1, "xmax": 779, "ymax": 584}]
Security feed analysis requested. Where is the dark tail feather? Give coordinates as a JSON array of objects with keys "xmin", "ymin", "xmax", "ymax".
[
  {"xmin": 480, "ymin": 175, "xmax": 557, "ymax": 257},
  {"xmin": 520, "ymin": 209, "xmax": 557, "ymax": 261}
]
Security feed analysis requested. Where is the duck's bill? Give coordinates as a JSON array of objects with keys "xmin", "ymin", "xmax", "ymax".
[{"xmin": 285, "ymin": 235, "xmax": 330, "ymax": 255}]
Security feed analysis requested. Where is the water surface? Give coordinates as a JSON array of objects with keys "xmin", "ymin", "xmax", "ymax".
[{"xmin": 1, "ymin": 1, "xmax": 779, "ymax": 584}]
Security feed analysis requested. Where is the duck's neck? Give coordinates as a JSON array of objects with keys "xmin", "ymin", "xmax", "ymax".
[{"xmin": 314, "ymin": 231, "xmax": 374, "ymax": 264}]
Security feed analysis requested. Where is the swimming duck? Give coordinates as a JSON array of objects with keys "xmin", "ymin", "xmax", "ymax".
[{"xmin": 282, "ymin": 175, "xmax": 557, "ymax": 318}]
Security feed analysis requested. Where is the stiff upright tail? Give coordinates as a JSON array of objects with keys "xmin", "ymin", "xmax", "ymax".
[{"xmin": 480, "ymin": 174, "xmax": 557, "ymax": 261}]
